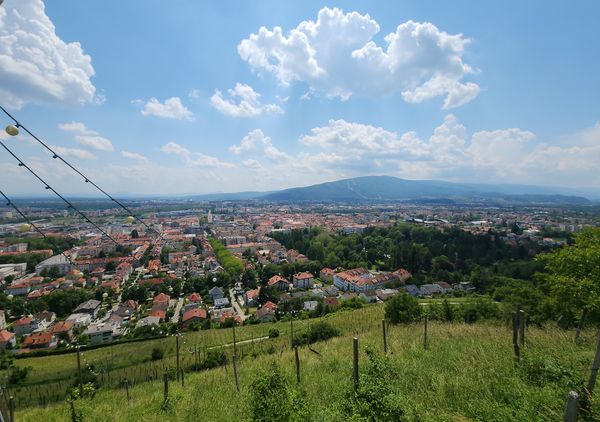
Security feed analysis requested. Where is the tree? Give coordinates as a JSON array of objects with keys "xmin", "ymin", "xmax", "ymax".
[
  {"xmin": 130, "ymin": 229, "xmax": 139, "ymax": 239},
  {"xmin": 48, "ymin": 266, "xmax": 60, "ymax": 279},
  {"xmin": 539, "ymin": 228, "xmax": 600, "ymax": 327},
  {"xmin": 385, "ymin": 292, "xmax": 421, "ymax": 324}
]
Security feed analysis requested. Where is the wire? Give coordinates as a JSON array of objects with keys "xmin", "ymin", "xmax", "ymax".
[
  {"xmin": 0, "ymin": 105, "xmax": 156, "ymax": 234},
  {"xmin": 0, "ymin": 139, "xmax": 120, "ymax": 246},
  {"xmin": 0, "ymin": 188, "xmax": 78, "ymax": 269}
]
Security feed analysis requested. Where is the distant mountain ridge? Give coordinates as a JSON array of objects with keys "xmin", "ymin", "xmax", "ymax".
[{"xmin": 259, "ymin": 176, "xmax": 592, "ymax": 204}]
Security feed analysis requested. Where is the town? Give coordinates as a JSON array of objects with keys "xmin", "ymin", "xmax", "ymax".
[{"xmin": 0, "ymin": 199, "xmax": 596, "ymax": 354}]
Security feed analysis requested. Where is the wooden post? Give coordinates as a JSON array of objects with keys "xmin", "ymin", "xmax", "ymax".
[
  {"xmin": 76, "ymin": 345, "xmax": 83, "ymax": 396},
  {"xmin": 176, "ymin": 334, "xmax": 180, "ymax": 382},
  {"xmin": 587, "ymin": 330, "xmax": 600, "ymax": 395},
  {"xmin": 180, "ymin": 369, "xmax": 184, "ymax": 387},
  {"xmin": 353, "ymin": 337, "xmax": 359, "ymax": 390},
  {"xmin": 294, "ymin": 346, "xmax": 300, "ymax": 385},
  {"xmin": 576, "ymin": 309, "xmax": 587, "ymax": 343},
  {"xmin": 8, "ymin": 395, "xmax": 14, "ymax": 422},
  {"xmin": 290, "ymin": 317, "xmax": 294, "ymax": 348},
  {"xmin": 232, "ymin": 352, "xmax": 240, "ymax": 392},
  {"xmin": 512, "ymin": 312, "xmax": 520, "ymax": 361},
  {"xmin": 564, "ymin": 391, "xmax": 579, "ymax": 422},
  {"xmin": 519, "ymin": 310, "xmax": 526, "ymax": 348},
  {"xmin": 424, "ymin": 315, "xmax": 429, "ymax": 350},
  {"xmin": 382, "ymin": 319, "xmax": 387, "ymax": 354},
  {"xmin": 163, "ymin": 372, "xmax": 169, "ymax": 402},
  {"xmin": 124, "ymin": 379, "xmax": 130, "ymax": 400}
]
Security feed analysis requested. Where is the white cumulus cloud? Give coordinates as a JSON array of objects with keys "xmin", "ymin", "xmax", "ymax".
[
  {"xmin": 121, "ymin": 151, "xmax": 149, "ymax": 162},
  {"xmin": 238, "ymin": 7, "xmax": 479, "ymax": 108},
  {"xmin": 211, "ymin": 83, "xmax": 283, "ymax": 118},
  {"xmin": 137, "ymin": 97, "xmax": 194, "ymax": 121},
  {"xmin": 49, "ymin": 145, "xmax": 96, "ymax": 160},
  {"xmin": 0, "ymin": 0, "xmax": 98, "ymax": 109},
  {"xmin": 229, "ymin": 129, "xmax": 289, "ymax": 160},
  {"xmin": 58, "ymin": 121, "xmax": 114, "ymax": 152},
  {"xmin": 160, "ymin": 142, "xmax": 234, "ymax": 168}
]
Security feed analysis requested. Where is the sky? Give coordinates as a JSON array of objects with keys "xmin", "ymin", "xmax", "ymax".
[{"xmin": 0, "ymin": 0, "xmax": 599, "ymax": 197}]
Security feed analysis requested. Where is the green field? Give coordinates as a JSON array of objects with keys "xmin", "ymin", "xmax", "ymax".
[{"xmin": 11, "ymin": 304, "xmax": 600, "ymax": 421}]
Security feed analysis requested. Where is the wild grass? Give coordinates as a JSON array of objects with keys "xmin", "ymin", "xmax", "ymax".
[{"xmin": 14, "ymin": 304, "xmax": 600, "ymax": 421}]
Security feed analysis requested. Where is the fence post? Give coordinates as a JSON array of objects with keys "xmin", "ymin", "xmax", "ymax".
[
  {"xmin": 232, "ymin": 325, "xmax": 240, "ymax": 392},
  {"xmin": 294, "ymin": 346, "xmax": 300, "ymax": 385},
  {"xmin": 9, "ymin": 395, "xmax": 14, "ymax": 422},
  {"xmin": 382, "ymin": 319, "xmax": 387, "ymax": 354},
  {"xmin": 125, "ymin": 379, "xmax": 130, "ymax": 400},
  {"xmin": 586, "ymin": 330, "xmax": 600, "ymax": 395},
  {"xmin": 512, "ymin": 312, "xmax": 520, "ymax": 361},
  {"xmin": 180, "ymin": 369, "xmax": 185, "ymax": 387},
  {"xmin": 353, "ymin": 337, "xmax": 359, "ymax": 390},
  {"xmin": 76, "ymin": 345, "xmax": 83, "ymax": 396},
  {"xmin": 576, "ymin": 309, "xmax": 587, "ymax": 343},
  {"xmin": 163, "ymin": 372, "xmax": 169, "ymax": 403},
  {"xmin": 424, "ymin": 315, "xmax": 428, "ymax": 350},
  {"xmin": 176, "ymin": 334, "xmax": 180, "ymax": 382},
  {"xmin": 519, "ymin": 310, "xmax": 526, "ymax": 348},
  {"xmin": 563, "ymin": 391, "xmax": 579, "ymax": 422},
  {"xmin": 290, "ymin": 318, "xmax": 294, "ymax": 348}
]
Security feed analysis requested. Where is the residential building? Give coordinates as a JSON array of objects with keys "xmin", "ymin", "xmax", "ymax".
[
  {"xmin": 0, "ymin": 330, "xmax": 15, "ymax": 349},
  {"xmin": 293, "ymin": 272, "xmax": 314, "ymax": 289}
]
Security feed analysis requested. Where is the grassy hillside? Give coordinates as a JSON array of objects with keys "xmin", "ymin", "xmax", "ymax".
[{"xmin": 14, "ymin": 304, "xmax": 600, "ymax": 421}]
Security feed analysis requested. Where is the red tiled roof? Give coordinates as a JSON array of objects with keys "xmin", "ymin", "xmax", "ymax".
[
  {"xmin": 50, "ymin": 321, "xmax": 73, "ymax": 334},
  {"xmin": 294, "ymin": 272, "xmax": 314, "ymax": 280},
  {"xmin": 263, "ymin": 301, "xmax": 277, "ymax": 311},
  {"xmin": 183, "ymin": 308, "xmax": 207, "ymax": 322},
  {"xmin": 0, "ymin": 330, "xmax": 14, "ymax": 342},
  {"xmin": 14, "ymin": 316, "xmax": 33, "ymax": 326},
  {"xmin": 153, "ymin": 293, "xmax": 170, "ymax": 303},
  {"xmin": 22, "ymin": 332, "xmax": 53, "ymax": 347}
]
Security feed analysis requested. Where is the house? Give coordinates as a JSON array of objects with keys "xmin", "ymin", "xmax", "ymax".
[
  {"xmin": 376, "ymin": 288, "xmax": 399, "ymax": 301},
  {"xmin": 6, "ymin": 283, "xmax": 30, "ymax": 297},
  {"xmin": 333, "ymin": 268, "xmax": 377, "ymax": 292},
  {"xmin": 303, "ymin": 300, "xmax": 319, "ymax": 311},
  {"xmin": 0, "ymin": 330, "xmax": 16, "ymax": 349},
  {"xmin": 188, "ymin": 292, "xmax": 202, "ymax": 303},
  {"xmin": 21, "ymin": 332, "xmax": 57, "ymax": 351},
  {"xmin": 320, "ymin": 268, "xmax": 335, "ymax": 283},
  {"xmin": 434, "ymin": 282, "xmax": 453, "ymax": 294},
  {"xmin": 84, "ymin": 322, "xmax": 117, "ymax": 345},
  {"xmin": 74, "ymin": 299, "xmax": 102, "ymax": 318},
  {"xmin": 66, "ymin": 312, "xmax": 92, "ymax": 328},
  {"xmin": 420, "ymin": 284, "xmax": 443, "ymax": 297},
  {"xmin": 392, "ymin": 268, "xmax": 412, "ymax": 284},
  {"xmin": 13, "ymin": 316, "xmax": 38, "ymax": 336},
  {"xmin": 293, "ymin": 272, "xmax": 315, "ymax": 289},
  {"xmin": 243, "ymin": 288, "xmax": 260, "ymax": 307},
  {"xmin": 153, "ymin": 292, "xmax": 171, "ymax": 304},
  {"xmin": 324, "ymin": 286, "xmax": 340, "ymax": 297},
  {"xmin": 267, "ymin": 275, "xmax": 291, "ymax": 291},
  {"xmin": 359, "ymin": 290, "xmax": 378, "ymax": 304},
  {"xmin": 181, "ymin": 308, "xmax": 208, "ymax": 329},
  {"xmin": 310, "ymin": 288, "xmax": 325, "ymax": 299},
  {"xmin": 113, "ymin": 305, "xmax": 135, "ymax": 321},
  {"xmin": 340, "ymin": 292, "xmax": 358, "ymax": 301},
  {"xmin": 323, "ymin": 297, "xmax": 340, "ymax": 309},
  {"xmin": 137, "ymin": 316, "xmax": 160, "ymax": 328},
  {"xmin": 35, "ymin": 254, "xmax": 72, "ymax": 276},
  {"xmin": 255, "ymin": 306, "xmax": 276, "ymax": 322},
  {"xmin": 34, "ymin": 311, "xmax": 56, "ymax": 328},
  {"xmin": 50, "ymin": 321, "xmax": 74, "ymax": 340},
  {"xmin": 149, "ymin": 310, "xmax": 167, "ymax": 321},
  {"xmin": 279, "ymin": 292, "xmax": 292, "ymax": 303},
  {"xmin": 404, "ymin": 284, "xmax": 420, "ymax": 297},
  {"xmin": 208, "ymin": 286, "xmax": 224, "ymax": 301},
  {"xmin": 214, "ymin": 297, "xmax": 230, "ymax": 309}
]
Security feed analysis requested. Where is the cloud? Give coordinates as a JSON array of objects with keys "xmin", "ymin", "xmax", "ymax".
[
  {"xmin": 188, "ymin": 89, "xmax": 201, "ymax": 100},
  {"xmin": 137, "ymin": 97, "xmax": 194, "ymax": 121},
  {"xmin": 0, "ymin": 0, "xmax": 98, "ymax": 109},
  {"xmin": 121, "ymin": 151, "xmax": 149, "ymax": 162},
  {"xmin": 211, "ymin": 83, "xmax": 283, "ymax": 118},
  {"xmin": 229, "ymin": 129, "xmax": 289, "ymax": 160},
  {"xmin": 58, "ymin": 121, "xmax": 114, "ymax": 152},
  {"xmin": 238, "ymin": 7, "xmax": 478, "ymax": 108},
  {"xmin": 49, "ymin": 145, "xmax": 96, "ymax": 160},
  {"xmin": 160, "ymin": 141, "xmax": 234, "ymax": 168}
]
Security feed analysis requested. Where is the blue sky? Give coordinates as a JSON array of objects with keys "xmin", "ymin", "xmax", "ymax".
[{"xmin": 1, "ymin": 0, "xmax": 599, "ymax": 196}]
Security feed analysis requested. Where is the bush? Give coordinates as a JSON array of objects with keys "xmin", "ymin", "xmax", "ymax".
[
  {"xmin": 346, "ymin": 348, "xmax": 407, "ymax": 420},
  {"xmin": 247, "ymin": 362, "xmax": 310, "ymax": 422},
  {"xmin": 457, "ymin": 297, "xmax": 501, "ymax": 323},
  {"xmin": 293, "ymin": 321, "xmax": 339, "ymax": 346},
  {"xmin": 385, "ymin": 292, "xmax": 422, "ymax": 324},
  {"xmin": 151, "ymin": 347, "xmax": 164, "ymax": 361},
  {"xmin": 268, "ymin": 328, "xmax": 280, "ymax": 338},
  {"xmin": 8, "ymin": 366, "xmax": 30, "ymax": 385}
]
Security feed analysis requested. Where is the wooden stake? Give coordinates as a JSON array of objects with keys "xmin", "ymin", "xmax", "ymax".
[
  {"xmin": 519, "ymin": 310, "xmax": 526, "ymax": 348},
  {"xmin": 587, "ymin": 330, "xmax": 600, "ymax": 395},
  {"xmin": 382, "ymin": 319, "xmax": 387, "ymax": 354},
  {"xmin": 290, "ymin": 318, "xmax": 294, "ymax": 348},
  {"xmin": 124, "ymin": 379, "xmax": 130, "ymax": 400},
  {"xmin": 180, "ymin": 369, "xmax": 184, "ymax": 387},
  {"xmin": 424, "ymin": 315, "xmax": 429, "ymax": 350},
  {"xmin": 353, "ymin": 337, "xmax": 359, "ymax": 390},
  {"xmin": 163, "ymin": 372, "xmax": 169, "ymax": 402},
  {"xmin": 512, "ymin": 312, "xmax": 520, "ymax": 361},
  {"xmin": 76, "ymin": 345, "xmax": 83, "ymax": 396},
  {"xmin": 232, "ymin": 353, "xmax": 240, "ymax": 393},
  {"xmin": 563, "ymin": 391, "xmax": 579, "ymax": 422},
  {"xmin": 294, "ymin": 346, "xmax": 300, "ymax": 385},
  {"xmin": 176, "ymin": 334, "xmax": 180, "ymax": 382},
  {"xmin": 8, "ymin": 395, "xmax": 14, "ymax": 422}
]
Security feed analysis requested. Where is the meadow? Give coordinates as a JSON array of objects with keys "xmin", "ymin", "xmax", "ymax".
[{"xmin": 11, "ymin": 304, "xmax": 600, "ymax": 421}]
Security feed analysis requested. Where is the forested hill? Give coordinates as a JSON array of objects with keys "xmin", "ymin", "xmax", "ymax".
[{"xmin": 262, "ymin": 176, "xmax": 591, "ymax": 204}]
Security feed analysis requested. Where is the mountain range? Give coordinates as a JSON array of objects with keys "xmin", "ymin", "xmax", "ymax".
[{"xmin": 186, "ymin": 176, "xmax": 594, "ymax": 205}]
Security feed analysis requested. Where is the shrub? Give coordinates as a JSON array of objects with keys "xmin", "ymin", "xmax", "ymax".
[
  {"xmin": 8, "ymin": 366, "xmax": 30, "ymax": 385},
  {"xmin": 268, "ymin": 328, "xmax": 280, "ymax": 338},
  {"xmin": 151, "ymin": 347, "xmax": 164, "ymax": 361},
  {"xmin": 293, "ymin": 321, "xmax": 339, "ymax": 346},
  {"xmin": 247, "ymin": 362, "xmax": 310, "ymax": 422},
  {"xmin": 457, "ymin": 297, "xmax": 501, "ymax": 323},
  {"xmin": 385, "ymin": 292, "xmax": 422, "ymax": 324}
]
